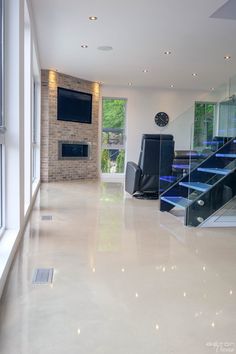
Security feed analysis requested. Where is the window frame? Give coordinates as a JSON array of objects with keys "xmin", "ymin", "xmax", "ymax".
[
  {"xmin": 0, "ymin": 0, "xmax": 5, "ymax": 234},
  {"xmin": 101, "ymin": 97, "xmax": 127, "ymax": 175},
  {"xmin": 0, "ymin": 0, "xmax": 4, "ymax": 131},
  {"xmin": 193, "ymin": 101, "xmax": 217, "ymax": 150},
  {"xmin": 32, "ymin": 78, "xmax": 37, "ymax": 182}
]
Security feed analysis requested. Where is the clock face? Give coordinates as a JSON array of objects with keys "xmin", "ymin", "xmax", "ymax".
[{"xmin": 155, "ymin": 112, "xmax": 169, "ymax": 127}]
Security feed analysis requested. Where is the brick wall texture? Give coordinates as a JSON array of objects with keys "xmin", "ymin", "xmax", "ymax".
[{"xmin": 41, "ymin": 70, "xmax": 100, "ymax": 182}]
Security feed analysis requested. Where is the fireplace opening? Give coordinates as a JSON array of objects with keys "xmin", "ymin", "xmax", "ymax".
[{"xmin": 58, "ymin": 141, "xmax": 91, "ymax": 160}]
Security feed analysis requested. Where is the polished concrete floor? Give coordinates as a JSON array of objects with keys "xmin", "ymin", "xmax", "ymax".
[{"xmin": 0, "ymin": 181, "xmax": 236, "ymax": 354}]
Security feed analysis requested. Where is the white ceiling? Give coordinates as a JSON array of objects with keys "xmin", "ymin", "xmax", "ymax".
[{"xmin": 30, "ymin": 0, "xmax": 236, "ymax": 91}]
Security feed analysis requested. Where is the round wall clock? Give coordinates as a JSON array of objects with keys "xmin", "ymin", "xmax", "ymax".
[{"xmin": 155, "ymin": 112, "xmax": 169, "ymax": 127}]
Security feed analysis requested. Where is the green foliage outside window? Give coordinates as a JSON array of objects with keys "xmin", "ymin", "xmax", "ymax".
[
  {"xmin": 101, "ymin": 98, "xmax": 126, "ymax": 173},
  {"xmin": 101, "ymin": 149, "xmax": 110, "ymax": 173},
  {"xmin": 115, "ymin": 149, "xmax": 125, "ymax": 173},
  {"xmin": 102, "ymin": 99, "xmax": 125, "ymax": 128},
  {"xmin": 102, "ymin": 132, "xmax": 109, "ymax": 145},
  {"xmin": 194, "ymin": 102, "xmax": 215, "ymax": 149}
]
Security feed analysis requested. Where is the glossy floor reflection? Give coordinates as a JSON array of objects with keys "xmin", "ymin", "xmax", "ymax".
[{"xmin": 0, "ymin": 181, "xmax": 236, "ymax": 354}]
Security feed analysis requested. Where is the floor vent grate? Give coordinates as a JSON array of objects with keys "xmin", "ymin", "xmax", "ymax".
[
  {"xmin": 41, "ymin": 215, "xmax": 53, "ymax": 221},
  {"xmin": 32, "ymin": 268, "xmax": 54, "ymax": 284}
]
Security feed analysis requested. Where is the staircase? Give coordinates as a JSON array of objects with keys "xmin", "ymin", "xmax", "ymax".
[{"xmin": 160, "ymin": 138, "xmax": 236, "ymax": 226}]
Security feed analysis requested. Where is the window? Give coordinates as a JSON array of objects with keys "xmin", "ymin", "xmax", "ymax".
[
  {"xmin": 32, "ymin": 80, "xmax": 37, "ymax": 181},
  {"xmin": 0, "ymin": 0, "xmax": 4, "ymax": 231},
  {"xmin": 101, "ymin": 98, "xmax": 127, "ymax": 174},
  {"xmin": 193, "ymin": 102, "xmax": 216, "ymax": 151},
  {"xmin": 0, "ymin": 0, "xmax": 2, "ymax": 128},
  {"xmin": 0, "ymin": 145, "xmax": 2, "ymax": 229}
]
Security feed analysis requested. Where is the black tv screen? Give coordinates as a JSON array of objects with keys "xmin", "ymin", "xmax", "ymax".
[{"xmin": 57, "ymin": 87, "xmax": 92, "ymax": 124}]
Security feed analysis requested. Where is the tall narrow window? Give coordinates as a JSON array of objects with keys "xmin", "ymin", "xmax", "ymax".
[
  {"xmin": 0, "ymin": 0, "xmax": 4, "ymax": 231},
  {"xmin": 193, "ymin": 102, "xmax": 216, "ymax": 150},
  {"xmin": 101, "ymin": 98, "xmax": 126, "ymax": 174},
  {"xmin": 0, "ymin": 145, "xmax": 2, "ymax": 229},
  {"xmin": 32, "ymin": 80, "xmax": 37, "ymax": 181},
  {"xmin": 0, "ymin": 0, "xmax": 2, "ymax": 127}
]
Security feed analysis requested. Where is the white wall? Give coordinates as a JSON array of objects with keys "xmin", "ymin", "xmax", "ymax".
[{"xmin": 102, "ymin": 86, "xmax": 206, "ymax": 164}]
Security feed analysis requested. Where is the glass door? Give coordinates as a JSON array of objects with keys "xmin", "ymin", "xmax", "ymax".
[{"xmin": 101, "ymin": 98, "xmax": 126, "ymax": 174}]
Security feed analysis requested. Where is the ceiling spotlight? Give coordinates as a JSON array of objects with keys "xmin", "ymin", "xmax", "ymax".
[
  {"xmin": 192, "ymin": 73, "xmax": 197, "ymax": 77},
  {"xmin": 170, "ymin": 84, "xmax": 174, "ymax": 88},
  {"xmin": 89, "ymin": 16, "xmax": 97, "ymax": 20},
  {"xmin": 142, "ymin": 69, "xmax": 148, "ymax": 73},
  {"xmin": 81, "ymin": 45, "xmax": 88, "ymax": 48},
  {"xmin": 128, "ymin": 82, "xmax": 132, "ymax": 86},
  {"xmin": 210, "ymin": 87, "xmax": 215, "ymax": 91},
  {"xmin": 164, "ymin": 51, "xmax": 171, "ymax": 55},
  {"xmin": 224, "ymin": 55, "xmax": 231, "ymax": 60}
]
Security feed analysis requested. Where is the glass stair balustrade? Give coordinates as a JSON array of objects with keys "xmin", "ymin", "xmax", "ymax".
[{"xmin": 160, "ymin": 137, "xmax": 236, "ymax": 226}]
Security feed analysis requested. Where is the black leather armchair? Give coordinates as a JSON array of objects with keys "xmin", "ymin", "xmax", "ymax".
[{"xmin": 125, "ymin": 134, "xmax": 174, "ymax": 198}]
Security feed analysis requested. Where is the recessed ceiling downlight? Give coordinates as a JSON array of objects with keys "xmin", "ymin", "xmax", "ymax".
[
  {"xmin": 142, "ymin": 69, "xmax": 149, "ymax": 73},
  {"xmin": 89, "ymin": 16, "xmax": 97, "ymax": 20},
  {"xmin": 164, "ymin": 51, "xmax": 171, "ymax": 55},
  {"xmin": 98, "ymin": 46, "xmax": 113, "ymax": 51},
  {"xmin": 192, "ymin": 73, "xmax": 197, "ymax": 77},
  {"xmin": 224, "ymin": 55, "xmax": 231, "ymax": 60},
  {"xmin": 81, "ymin": 45, "xmax": 88, "ymax": 48}
]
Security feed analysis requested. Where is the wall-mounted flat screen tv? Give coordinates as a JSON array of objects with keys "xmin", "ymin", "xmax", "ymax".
[{"xmin": 57, "ymin": 87, "xmax": 92, "ymax": 124}]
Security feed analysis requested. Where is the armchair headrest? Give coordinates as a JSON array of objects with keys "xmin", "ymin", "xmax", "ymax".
[
  {"xmin": 142, "ymin": 134, "xmax": 174, "ymax": 141},
  {"xmin": 141, "ymin": 134, "xmax": 173, "ymax": 150}
]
